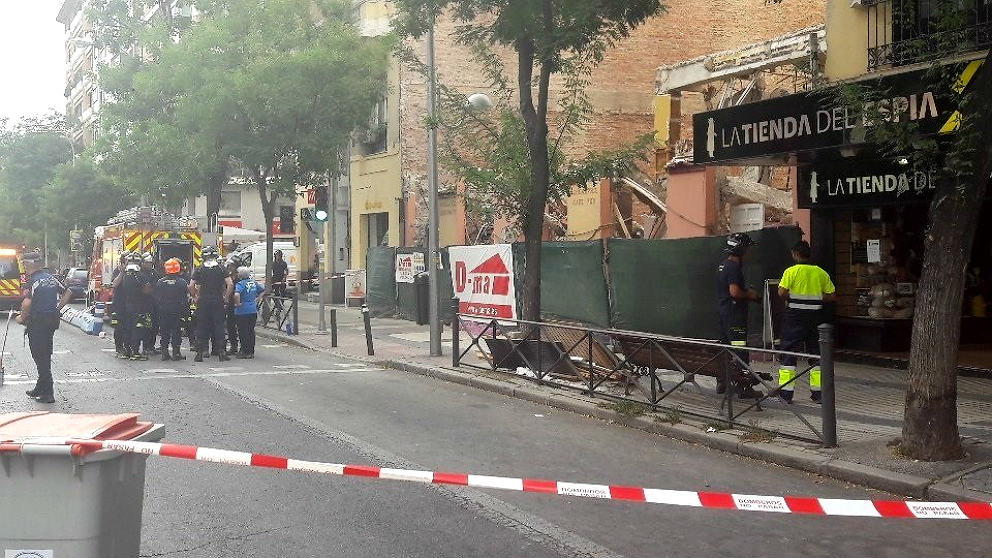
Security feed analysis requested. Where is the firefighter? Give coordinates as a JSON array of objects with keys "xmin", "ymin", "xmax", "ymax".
[
  {"xmin": 140, "ymin": 251, "xmax": 160, "ymax": 355},
  {"xmin": 190, "ymin": 246, "xmax": 232, "ymax": 362},
  {"xmin": 715, "ymin": 233, "xmax": 764, "ymax": 399},
  {"xmin": 155, "ymin": 258, "xmax": 190, "ymax": 361},
  {"xmin": 224, "ymin": 254, "xmax": 241, "ymax": 355},
  {"xmin": 776, "ymin": 240, "xmax": 836, "ymax": 404},
  {"xmin": 110, "ymin": 251, "xmax": 131, "ymax": 358},
  {"xmin": 119, "ymin": 252, "xmax": 153, "ymax": 360}
]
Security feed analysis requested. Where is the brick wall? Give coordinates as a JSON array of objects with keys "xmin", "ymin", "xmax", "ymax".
[{"xmin": 398, "ymin": 0, "xmax": 827, "ymax": 241}]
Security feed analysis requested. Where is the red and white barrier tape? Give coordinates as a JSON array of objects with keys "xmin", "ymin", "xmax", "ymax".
[{"xmin": 6, "ymin": 438, "xmax": 990, "ymax": 520}]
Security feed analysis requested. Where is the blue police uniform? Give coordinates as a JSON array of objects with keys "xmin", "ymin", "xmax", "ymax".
[{"xmin": 23, "ymin": 267, "xmax": 65, "ymax": 400}]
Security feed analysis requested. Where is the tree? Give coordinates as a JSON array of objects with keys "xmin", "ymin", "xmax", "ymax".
[
  {"xmin": 395, "ymin": 0, "xmax": 664, "ymax": 321},
  {"xmin": 898, "ymin": 56, "xmax": 992, "ymax": 461},
  {"xmin": 159, "ymin": 0, "xmax": 390, "ymax": 279},
  {"xmin": 0, "ymin": 116, "xmax": 73, "ymax": 248},
  {"xmin": 413, "ymin": 46, "xmax": 651, "ymax": 250},
  {"xmin": 835, "ymin": 8, "xmax": 992, "ymax": 459},
  {"xmin": 45, "ymin": 156, "xmax": 134, "ymax": 255},
  {"xmin": 89, "ymin": 0, "xmax": 229, "ymax": 218}
]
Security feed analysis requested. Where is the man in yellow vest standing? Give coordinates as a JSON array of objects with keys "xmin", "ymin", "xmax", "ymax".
[{"xmin": 777, "ymin": 240, "xmax": 835, "ymax": 404}]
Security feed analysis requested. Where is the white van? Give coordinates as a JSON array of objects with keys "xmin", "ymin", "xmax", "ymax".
[{"xmin": 233, "ymin": 241, "xmax": 300, "ymax": 284}]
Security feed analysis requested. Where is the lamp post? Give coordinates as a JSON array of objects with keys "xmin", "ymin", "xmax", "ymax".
[
  {"xmin": 425, "ymin": 22, "xmax": 493, "ymax": 356},
  {"xmin": 426, "ymin": 23, "xmax": 443, "ymax": 356}
]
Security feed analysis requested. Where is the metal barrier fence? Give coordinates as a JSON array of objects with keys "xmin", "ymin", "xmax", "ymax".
[
  {"xmin": 451, "ymin": 299, "xmax": 836, "ymax": 447},
  {"xmin": 256, "ymin": 290, "xmax": 299, "ymax": 335}
]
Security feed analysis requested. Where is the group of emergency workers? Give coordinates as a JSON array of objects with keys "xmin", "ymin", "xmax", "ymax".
[
  {"xmin": 716, "ymin": 233, "xmax": 835, "ymax": 404},
  {"xmin": 108, "ymin": 246, "xmax": 265, "ymax": 363}
]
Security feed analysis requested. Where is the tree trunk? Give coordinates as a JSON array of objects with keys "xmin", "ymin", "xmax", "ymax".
[
  {"xmin": 204, "ymin": 152, "xmax": 228, "ymax": 229},
  {"xmin": 517, "ymin": 0, "xmax": 554, "ymax": 323},
  {"xmin": 901, "ymin": 54, "xmax": 992, "ymax": 460},
  {"xmin": 251, "ymin": 167, "xmax": 276, "ymax": 285}
]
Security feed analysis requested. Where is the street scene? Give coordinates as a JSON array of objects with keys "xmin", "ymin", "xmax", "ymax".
[{"xmin": 1, "ymin": 0, "xmax": 992, "ymax": 557}]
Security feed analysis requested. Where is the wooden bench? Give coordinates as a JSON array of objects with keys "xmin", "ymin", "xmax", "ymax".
[{"xmin": 483, "ymin": 338, "xmax": 582, "ymax": 378}]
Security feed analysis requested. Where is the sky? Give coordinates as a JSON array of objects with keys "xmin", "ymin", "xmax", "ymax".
[{"xmin": 0, "ymin": 1, "xmax": 67, "ymax": 124}]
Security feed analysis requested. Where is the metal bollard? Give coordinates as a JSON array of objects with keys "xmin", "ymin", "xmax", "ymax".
[
  {"xmin": 451, "ymin": 298, "xmax": 460, "ymax": 368},
  {"xmin": 362, "ymin": 304, "xmax": 374, "ymax": 356},
  {"xmin": 292, "ymin": 288, "xmax": 300, "ymax": 336},
  {"xmin": 818, "ymin": 323, "xmax": 837, "ymax": 448},
  {"xmin": 330, "ymin": 308, "xmax": 338, "ymax": 348}
]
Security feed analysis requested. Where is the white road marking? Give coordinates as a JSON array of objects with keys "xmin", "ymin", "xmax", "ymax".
[
  {"xmin": 65, "ymin": 371, "xmax": 105, "ymax": 377},
  {"xmin": 261, "ymin": 344, "xmax": 288, "ymax": 348},
  {"xmin": 273, "ymin": 364, "xmax": 310, "ymax": 370},
  {"xmin": 101, "ymin": 348, "xmax": 117, "ymax": 352},
  {"xmin": 53, "ymin": 350, "xmax": 71, "ymax": 355},
  {"xmin": 0, "ymin": 367, "xmax": 381, "ymax": 385},
  {"xmin": 209, "ymin": 366, "xmax": 244, "ymax": 372},
  {"xmin": 143, "ymin": 368, "xmax": 180, "ymax": 374}
]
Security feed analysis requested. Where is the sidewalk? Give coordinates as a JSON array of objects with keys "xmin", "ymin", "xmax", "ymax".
[{"xmin": 258, "ymin": 302, "xmax": 992, "ymax": 503}]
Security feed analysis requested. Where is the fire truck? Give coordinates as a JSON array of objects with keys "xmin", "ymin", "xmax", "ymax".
[
  {"xmin": 88, "ymin": 207, "xmax": 203, "ymax": 304},
  {"xmin": 0, "ymin": 246, "xmax": 25, "ymax": 311}
]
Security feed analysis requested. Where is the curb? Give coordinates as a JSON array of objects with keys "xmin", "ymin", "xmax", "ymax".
[{"xmin": 254, "ymin": 329, "xmax": 992, "ymax": 503}]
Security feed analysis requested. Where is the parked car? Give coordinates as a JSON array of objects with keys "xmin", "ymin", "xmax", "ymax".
[{"xmin": 64, "ymin": 267, "xmax": 89, "ymax": 301}]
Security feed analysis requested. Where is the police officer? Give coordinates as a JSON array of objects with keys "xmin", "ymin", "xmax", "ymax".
[
  {"xmin": 777, "ymin": 240, "xmax": 836, "ymax": 404},
  {"xmin": 18, "ymin": 250, "xmax": 72, "ymax": 403},
  {"xmin": 224, "ymin": 254, "xmax": 241, "ymax": 355},
  {"xmin": 715, "ymin": 233, "xmax": 764, "ymax": 399},
  {"xmin": 190, "ymin": 246, "xmax": 232, "ymax": 362},
  {"xmin": 120, "ymin": 253, "xmax": 153, "ymax": 360},
  {"xmin": 155, "ymin": 258, "xmax": 190, "ymax": 361}
]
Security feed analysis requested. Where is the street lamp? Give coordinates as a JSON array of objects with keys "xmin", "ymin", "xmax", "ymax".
[{"xmin": 426, "ymin": 21, "xmax": 492, "ymax": 356}]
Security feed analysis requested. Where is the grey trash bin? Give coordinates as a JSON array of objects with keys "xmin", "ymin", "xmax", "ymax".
[{"xmin": 0, "ymin": 412, "xmax": 165, "ymax": 558}]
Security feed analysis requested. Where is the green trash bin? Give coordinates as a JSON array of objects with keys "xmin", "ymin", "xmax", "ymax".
[{"xmin": 0, "ymin": 412, "xmax": 165, "ymax": 558}]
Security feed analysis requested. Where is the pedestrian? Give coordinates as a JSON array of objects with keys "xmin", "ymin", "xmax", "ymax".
[
  {"xmin": 776, "ymin": 240, "xmax": 836, "ymax": 404},
  {"xmin": 715, "ymin": 233, "xmax": 766, "ymax": 399},
  {"xmin": 155, "ymin": 258, "xmax": 190, "ymax": 361},
  {"xmin": 271, "ymin": 249, "xmax": 288, "ymax": 310},
  {"xmin": 110, "ymin": 251, "xmax": 130, "ymax": 358},
  {"xmin": 140, "ymin": 251, "xmax": 160, "ymax": 355},
  {"xmin": 224, "ymin": 255, "xmax": 241, "ymax": 355},
  {"xmin": 190, "ymin": 246, "xmax": 232, "ymax": 362},
  {"xmin": 233, "ymin": 266, "xmax": 264, "ymax": 359},
  {"xmin": 17, "ymin": 250, "xmax": 72, "ymax": 404},
  {"xmin": 119, "ymin": 253, "xmax": 153, "ymax": 361}
]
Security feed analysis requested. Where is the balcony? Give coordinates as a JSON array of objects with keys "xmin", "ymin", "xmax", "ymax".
[{"xmin": 866, "ymin": 0, "xmax": 992, "ymax": 70}]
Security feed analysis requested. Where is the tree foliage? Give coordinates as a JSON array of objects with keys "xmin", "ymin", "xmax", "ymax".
[{"xmin": 395, "ymin": 0, "xmax": 664, "ymax": 320}]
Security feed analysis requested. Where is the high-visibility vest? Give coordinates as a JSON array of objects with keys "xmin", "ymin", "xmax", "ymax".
[{"xmin": 779, "ymin": 263, "xmax": 835, "ymax": 311}]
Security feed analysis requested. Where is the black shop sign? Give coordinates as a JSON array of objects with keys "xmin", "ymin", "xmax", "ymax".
[
  {"xmin": 692, "ymin": 67, "xmax": 961, "ymax": 164},
  {"xmin": 796, "ymin": 160, "xmax": 936, "ymax": 209}
]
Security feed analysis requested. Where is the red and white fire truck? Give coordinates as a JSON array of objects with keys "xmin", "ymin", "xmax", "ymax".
[{"xmin": 88, "ymin": 208, "xmax": 203, "ymax": 304}]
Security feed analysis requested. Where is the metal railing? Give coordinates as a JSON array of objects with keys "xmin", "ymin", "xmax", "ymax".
[
  {"xmin": 451, "ymin": 299, "xmax": 837, "ymax": 447},
  {"xmin": 866, "ymin": 0, "xmax": 992, "ymax": 69},
  {"xmin": 256, "ymin": 289, "xmax": 299, "ymax": 335}
]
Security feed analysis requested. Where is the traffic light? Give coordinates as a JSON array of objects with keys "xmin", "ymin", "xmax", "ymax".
[{"xmin": 314, "ymin": 186, "xmax": 329, "ymax": 222}]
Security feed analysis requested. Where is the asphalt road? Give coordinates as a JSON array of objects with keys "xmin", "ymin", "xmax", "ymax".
[{"xmin": 1, "ymin": 312, "xmax": 990, "ymax": 557}]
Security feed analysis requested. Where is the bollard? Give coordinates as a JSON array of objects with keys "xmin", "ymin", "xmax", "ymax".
[
  {"xmin": 362, "ymin": 304, "xmax": 374, "ymax": 356},
  {"xmin": 292, "ymin": 287, "xmax": 300, "ymax": 336},
  {"xmin": 818, "ymin": 323, "xmax": 837, "ymax": 448},
  {"xmin": 330, "ymin": 308, "xmax": 338, "ymax": 348},
  {"xmin": 451, "ymin": 298, "xmax": 460, "ymax": 368}
]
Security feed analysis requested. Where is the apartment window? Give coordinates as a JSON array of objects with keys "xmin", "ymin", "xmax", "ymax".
[
  {"xmin": 867, "ymin": 0, "xmax": 992, "ymax": 69},
  {"xmin": 359, "ymin": 99, "xmax": 388, "ymax": 155},
  {"xmin": 220, "ymin": 190, "xmax": 241, "ymax": 215}
]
